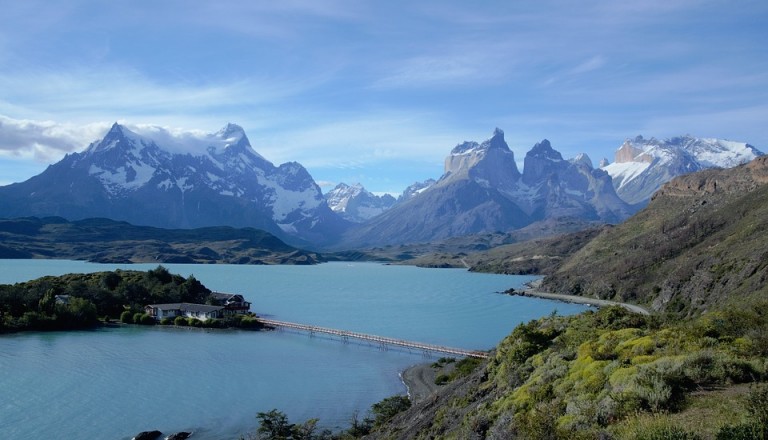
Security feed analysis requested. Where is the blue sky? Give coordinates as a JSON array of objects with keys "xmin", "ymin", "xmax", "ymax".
[{"xmin": 1, "ymin": 0, "xmax": 767, "ymax": 194}]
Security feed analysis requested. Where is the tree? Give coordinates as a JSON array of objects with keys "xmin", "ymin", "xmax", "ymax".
[
  {"xmin": 370, "ymin": 395, "xmax": 411, "ymax": 427},
  {"xmin": 256, "ymin": 409, "xmax": 294, "ymax": 440}
]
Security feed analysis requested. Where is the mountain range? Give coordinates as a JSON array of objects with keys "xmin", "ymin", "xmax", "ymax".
[
  {"xmin": 338, "ymin": 129, "xmax": 633, "ymax": 247},
  {"xmin": 0, "ymin": 123, "xmax": 761, "ymax": 249},
  {"xmin": 0, "ymin": 123, "xmax": 347, "ymax": 247}
]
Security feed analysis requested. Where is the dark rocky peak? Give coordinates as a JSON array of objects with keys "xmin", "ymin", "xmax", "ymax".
[
  {"xmin": 449, "ymin": 128, "xmax": 509, "ymax": 155},
  {"xmin": 526, "ymin": 139, "xmax": 563, "ymax": 161},
  {"xmin": 479, "ymin": 128, "xmax": 510, "ymax": 151},
  {"xmin": 522, "ymin": 139, "xmax": 567, "ymax": 186}
]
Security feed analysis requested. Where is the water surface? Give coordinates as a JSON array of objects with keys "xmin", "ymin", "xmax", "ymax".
[{"xmin": 0, "ymin": 260, "xmax": 589, "ymax": 439}]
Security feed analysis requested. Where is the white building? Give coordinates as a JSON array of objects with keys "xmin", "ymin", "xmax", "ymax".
[{"xmin": 144, "ymin": 303, "xmax": 227, "ymax": 322}]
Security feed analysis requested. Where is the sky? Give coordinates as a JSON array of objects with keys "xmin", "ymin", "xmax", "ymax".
[{"xmin": 1, "ymin": 1, "xmax": 767, "ymax": 194}]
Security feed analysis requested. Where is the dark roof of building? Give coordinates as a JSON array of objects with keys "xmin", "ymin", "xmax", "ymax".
[{"xmin": 146, "ymin": 303, "xmax": 224, "ymax": 313}]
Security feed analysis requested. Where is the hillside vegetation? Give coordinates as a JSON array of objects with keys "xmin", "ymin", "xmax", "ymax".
[
  {"xmin": 543, "ymin": 156, "xmax": 768, "ymax": 315},
  {"xmin": 364, "ymin": 157, "xmax": 768, "ymax": 439},
  {"xmin": 368, "ymin": 306, "xmax": 767, "ymax": 439}
]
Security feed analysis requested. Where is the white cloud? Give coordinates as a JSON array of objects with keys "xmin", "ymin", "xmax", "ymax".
[{"xmin": 0, "ymin": 116, "xmax": 109, "ymax": 162}]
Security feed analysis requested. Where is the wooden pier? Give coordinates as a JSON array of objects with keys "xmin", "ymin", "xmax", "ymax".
[{"xmin": 258, "ymin": 318, "xmax": 489, "ymax": 359}]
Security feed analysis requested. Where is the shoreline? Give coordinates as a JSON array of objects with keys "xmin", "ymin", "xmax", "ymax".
[
  {"xmin": 511, "ymin": 279, "xmax": 651, "ymax": 315},
  {"xmin": 401, "ymin": 363, "xmax": 441, "ymax": 404}
]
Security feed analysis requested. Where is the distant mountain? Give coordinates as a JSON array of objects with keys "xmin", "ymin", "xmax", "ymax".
[
  {"xmin": 398, "ymin": 179, "xmax": 437, "ymax": 203},
  {"xmin": 324, "ymin": 183, "xmax": 396, "ymax": 223},
  {"xmin": 0, "ymin": 216, "xmax": 323, "ymax": 264},
  {"xmin": 340, "ymin": 129, "xmax": 632, "ymax": 248},
  {"xmin": 0, "ymin": 123, "xmax": 348, "ymax": 246},
  {"xmin": 545, "ymin": 155, "xmax": 768, "ymax": 314},
  {"xmin": 602, "ymin": 135, "xmax": 763, "ymax": 205}
]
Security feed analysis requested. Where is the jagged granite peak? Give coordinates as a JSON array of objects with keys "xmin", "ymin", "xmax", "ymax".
[
  {"xmin": 521, "ymin": 139, "xmax": 565, "ymax": 186},
  {"xmin": 0, "ymin": 123, "xmax": 347, "ymax": 247},
  {"xmin": 604, "ymin": 134, "xmax": 763, "ymax": 205},
  {"xmin": 444, "ymin": 128, "xmax": 520, "ymax": 185},
  {"xmin": 340, "ymin": 132, "xmax": 632, "ymax": 248},
  {"xmin": 324, "ymin": 182, "xmax": 396, "ymax": 223},
  {"xmin": 599, "ymin": 158, "xmax": 610, "ymax": 168}
]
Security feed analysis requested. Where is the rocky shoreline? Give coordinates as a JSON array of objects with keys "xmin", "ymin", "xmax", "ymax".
[{"xmin": 401, "ymin": 363, "xmax": 440, "ymax": 403}]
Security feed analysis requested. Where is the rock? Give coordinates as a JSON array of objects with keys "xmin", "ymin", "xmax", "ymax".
[
  {"xmin": 166, "ymin": 432, "xmax": 192, "ymax": 440},
  {"xmin": 133, "ymin": 431, "xmax": 162, "ymax": 440}
]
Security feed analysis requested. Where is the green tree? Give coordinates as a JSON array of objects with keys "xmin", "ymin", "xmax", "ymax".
[
  {"xmin": 370, "ymin": 395, "xmax": 411, "ymax": 427},
  {"xmin": 256, "ymin": 409, "xmax": 294, "ymax": 440}
]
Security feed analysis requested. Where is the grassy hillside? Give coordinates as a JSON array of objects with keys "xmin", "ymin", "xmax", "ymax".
[
  {"xmin": 542, "ymin": 156, "xmax": 768, "ymax": 315},
  {"xmin": 0, "ymin": 216, "xmax": 323, "ymax": 265},
  {"xmin": 368, "ymin": 305, "xmax": 768, "ymax": 439}
]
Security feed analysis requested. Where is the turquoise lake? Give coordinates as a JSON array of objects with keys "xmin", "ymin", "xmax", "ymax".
[{"xmin": 0, "ymin": 260, "xmax": 591, "ymax": 439}]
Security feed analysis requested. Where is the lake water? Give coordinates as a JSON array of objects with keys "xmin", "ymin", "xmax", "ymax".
[{"xmin": 0, "ymin": 260, "xmax": 590, "ymax": 439}]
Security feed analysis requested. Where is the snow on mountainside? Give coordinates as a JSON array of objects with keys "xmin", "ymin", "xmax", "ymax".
[
  {"xmin": 603, "ymin": 135, "xmax": 763, "ymax": 205},
  {"xmin": 324, "ymin": 183, "xmax": 396, "ymax": 223},
  {"xmin": 0, "ymin": 122, "xmax": 346, "ymax": 246}
]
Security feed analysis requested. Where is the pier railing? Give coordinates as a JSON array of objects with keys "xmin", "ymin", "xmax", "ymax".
[{"xmin": 258, "ymin": 318, "xmax": 489, "ymax": 359}]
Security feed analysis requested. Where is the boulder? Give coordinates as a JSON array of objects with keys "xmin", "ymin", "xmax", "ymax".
[
  {"xmin": 133, "ymin": 431, "xmax": 162, "ymax": 440},
  {"xmin": 166, "ymin": 433, "xmax": 192, "ymax": 440}
]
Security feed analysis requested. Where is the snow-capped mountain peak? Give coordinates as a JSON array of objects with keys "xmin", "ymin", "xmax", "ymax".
[
  {"xmin": 604, "ymin": 134, "xmax": 763, "ymax": 205},
  {"xmin": 325, "ymin": 182, "xmax": 396, "ymax": 223}
]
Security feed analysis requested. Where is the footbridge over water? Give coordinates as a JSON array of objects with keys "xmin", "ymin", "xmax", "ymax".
[{"xmin": 258, "ymin": 318, "xmax": 489, "ymax": 359}]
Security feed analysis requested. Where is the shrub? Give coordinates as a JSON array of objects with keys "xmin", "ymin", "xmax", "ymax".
[
  {"xmin": 174, "ymin": 316, "xmax": 187, "ymax": 326},
  {"xmin": 120, "ymin": 310, "xmax": 133, "ymax": 323},
  {"xmin": 716, "ymin": 423, "xmax": 762, "ymax": 440},
  {"xmin": 159, "ymin": 317, "xmax": 173, "ymax": 325},
  {"xmin": 138, "ymin": 313, "xmax": 156, "ymax": 325},
  {"xmin": 370, "ymin": 395, "xmax": 411, "ymax": 427},
  {"xmin": 435, "ymin": 374, "xmax": 450, "ymax": 385},
  {"xmin": 132, "ymin": 312, "xmax": 143, "ymax": 324}
]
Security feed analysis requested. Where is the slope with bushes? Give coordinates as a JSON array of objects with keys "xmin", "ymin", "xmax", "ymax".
[{"xmin": 542, "ymin": 156, "xmax": 768, "ymax": 315}]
